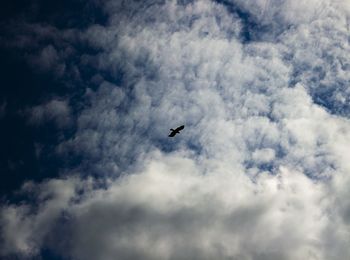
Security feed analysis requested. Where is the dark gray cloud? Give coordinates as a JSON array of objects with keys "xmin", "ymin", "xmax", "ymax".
[{"xmin": 27, "ymin": 99, "xmax": 72, "ymax": 128}]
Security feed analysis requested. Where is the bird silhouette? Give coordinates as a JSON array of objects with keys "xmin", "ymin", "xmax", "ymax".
[{"xmin": 168, "ymin": 125, "xmax": 185, "ymax": 137}]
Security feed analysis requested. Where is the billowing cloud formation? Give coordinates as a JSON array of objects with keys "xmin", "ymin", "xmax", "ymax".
[
  {"xmin": 27, "ymin": 99, "xmax": 72, "ymax": 128},
  {"xmin": 1, "ymin": 0, "xmax": 350, "ymax": 259}
]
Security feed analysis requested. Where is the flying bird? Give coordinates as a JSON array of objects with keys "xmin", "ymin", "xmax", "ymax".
[{"xmin": 168, "ymin": 125, "xmax": 185, "ymax": 137}]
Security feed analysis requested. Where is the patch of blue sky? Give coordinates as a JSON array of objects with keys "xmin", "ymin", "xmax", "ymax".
[{"xmin": 214, "ymin": 0, "xmax": 288, "ymax": 42}]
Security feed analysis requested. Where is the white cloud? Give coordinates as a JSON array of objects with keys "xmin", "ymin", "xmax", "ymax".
[
  {"xmin": 252, "ymin": 148, "xmax": 275, "ymax": 163},
  {"xmin": 0, "ymin": 178, "xmax": 81, "ymax": 257},
  {"xmin": 0, "ymin": 153, "xmax": 332, "ymax": 260},
  {"xmin": 1, "ymin": 0, "xmax": 350, "ymax": 259}
]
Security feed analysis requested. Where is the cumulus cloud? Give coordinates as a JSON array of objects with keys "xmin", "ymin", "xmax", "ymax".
[
  {"xmin": 1, "ymin": 0, "xmax": 350, "ymax": 259},
  {"xmin": 1, "ymin": 178, "xmax": 82, "ymax": 257},
  {"xmin": 0, "ymin": 153, "xmax": 331, "ymax": 260},
  {"xmin": 27, "ymin": 99, "xmax": 72, "ymax": 128},
  {"xmin": 28, "ymin": 45, "xmax": 66, "ymax": 75}
]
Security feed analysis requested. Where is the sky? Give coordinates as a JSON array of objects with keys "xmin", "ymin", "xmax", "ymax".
[{"xmin": 1, "ymin": 0, "xmax": 350, "ymax": 259}]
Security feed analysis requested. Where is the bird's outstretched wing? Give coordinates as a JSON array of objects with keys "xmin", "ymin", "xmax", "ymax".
[
  {"xmin": 175, "ymin": 125, "xmax": 185, "ymax": 131},
  {"xmin": 168, "ymin": 131, "xmax": 176, "ymax": 137}
]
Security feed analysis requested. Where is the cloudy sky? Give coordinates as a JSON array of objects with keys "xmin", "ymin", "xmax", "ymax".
[{"xmin": 1, "ymin": 0, "xmax": 350, "ymax": 259}]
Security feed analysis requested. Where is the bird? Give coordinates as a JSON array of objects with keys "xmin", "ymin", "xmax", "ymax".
[{"xmin": 168, "ymin": 125, "xmax": 185, "ymax": 137}]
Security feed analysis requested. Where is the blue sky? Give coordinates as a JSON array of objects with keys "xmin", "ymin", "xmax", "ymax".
[{"xmin": 1, "ymin": 0, "xmax": 350, "ymax": 259}]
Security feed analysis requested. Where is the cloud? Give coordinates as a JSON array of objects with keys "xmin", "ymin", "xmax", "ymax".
[
  {"xmin": 0, "ymin": 177, "xmax": 81, "ymax": 257},
  {"xmin": 1, "ymin": 0, "xmax": 350, "ymax": 259},
  {"xmin": 28, "ymin": 45, "xmax": 66, "ymax": 76},
  {"xmin": 65, "ymin": 157, "xmax": 329, "ymax": 260},
  {"xmin": 0, "ymin": 153, "xmax": 331, "ymax": 260},
  {"xmin": 27, "ymin": 99, "xmax": 72, "ymax": 128}
]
